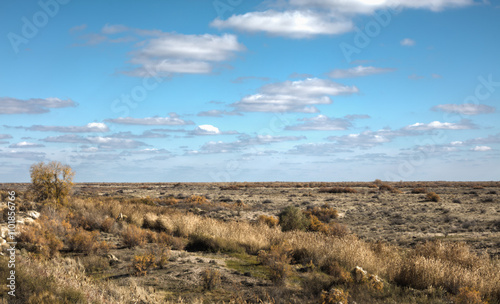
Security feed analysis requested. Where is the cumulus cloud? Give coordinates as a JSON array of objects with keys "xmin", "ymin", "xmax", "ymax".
[
  {"xmin": 328, "ymin": 66, "xmax": 396, "ymax": 78},
  {"xmin": 0, "ymin": 97, "xmax": 77, "ymax": 114},
  {"xmin": 400, "ymin": 38, "xmax": 416, "ymax": 46},
  {"xmin": 194, "ymin": 135, "xmax": 306, "ymax": 154},
  {"xmin": 125, "ymin": 32, "xmax": 245, "ymax": 76},
  {"xmin": 106, "ymin": 113, "xmax": 194, "ymax": 125},
  {"xmin": 432, "ymin": 104, "xmax": 496, "ymax": 115},
  {"xmin": 192, "ymin": 125, "xmax": 221, "ymax": 135},
  {"xmin": 231, "ymin": 78, "xmax": 359, "ymax": 113},
  {"xmin": 289, "ymin": 0, "xmax": 473, "ymax": 14},
  {"xmin": 327, "ymin": 129, "xmax": 407, "ymax": 148},
  {"xmin": 211, "ymin": 10, "xmax": 353, "ymax": 38},
  {"xmin": 285, "ymin": 114, "xmax": 352, "ymax": 130},
  {"xmin": 41, "ymin": 135, "xmax": 147, "ymax": 149},
  {"xmin": 403, "ymin": 119, "xmax": 477, "ymax": 131},
  {"xmin": 9, "ymin": 142, "xmax": 45, "ymax": 148},
  {"xmin": 197, "ymin": 110, "xmax": 243, "ymax": 117},
  {"xmin": 13, "ymin": 122, "xmax": 109, "ymax": 133},
  {"xmin": 471, "ymin": 146, "xmax": 492, "ymax": 151}
]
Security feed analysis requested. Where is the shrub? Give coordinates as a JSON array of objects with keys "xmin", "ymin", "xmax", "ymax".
[
  {"xmin": 304, "ymin": 204, "xmax": 339, "ymax": 222},
  {"xmin": 18, "ymin": 224, "xmax": 63, "ymax": 258},
  {"xmin": 100, "ymin": 217, "xmax": 115, "ymax": 233},
  {"xmin": 80, "ymin": 256, "xmax": 110, "ymax": 274},
  {"xmin": 30, "ymin": 161, "xmax": 74, "ymax": 205},
  {"xmin": 131, "ymin": 253, "xmax": 156, "ymax": 276},
  {"xmin": 278, "ymin": 205, "xmax": 310, "ymax": 232},
  {"xmin": 200, "ymin": 268, "xmax": 222, "ymax": 291},
  {"xmin": 257, "ymin": 215, "xmax": 279, "ymax": 228},
  {"xmin": 67, "ymin": 228, "xmax": 100, "ymax": 254},
  {"xmin": 455, "ymin": 287, "xmax": 485, "ymax": 304},
  {"xmin": 186, "ymin": 233, "xmax": 245, "ymax": 254},
  {"xmin": 185, "ymin": 195, "xmax": 209, "ymax": 205},
  {"xmin": 319, "ymin": 187, "xmax": 357, "ymax": 194},
  {"xmin": 320, "ymin": 288, "xmax": 349, "ymax": 304},
  {"xmin": 121, "ymin": 224, "xmax": 147, "ymax": 248},
  {"xmin": 258, "ymin": 244, "xmax": 292, "ymax": 285},
  {"xmin": 412, "ymin": 188, "xmax": 428, "ymax": 194},
  {"xmin": 427, "ymin": 192, "xmax": 440, "ymax": 202}
]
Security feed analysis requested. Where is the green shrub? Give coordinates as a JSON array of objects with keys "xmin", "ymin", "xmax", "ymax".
[{"xmin": 278, "ymin": 205, "xmax": 310, "ymax": 232}]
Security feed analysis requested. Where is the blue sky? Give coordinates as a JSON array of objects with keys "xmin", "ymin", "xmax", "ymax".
[{"xmin": 1, "ymin": 0, "xmax": 499, "ymax": 182}]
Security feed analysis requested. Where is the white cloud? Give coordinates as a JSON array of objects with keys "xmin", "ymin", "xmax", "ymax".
[
  {"xmin": 432, "ymin": 104, "xmax": 496, "ymax": 115},
  {"xmin": 106, "ymin": 113, "xmax": 194, "ymax": 125},
  {"xmin": 403, "ymin": 119, "xmax": 476, "ymax": 131},
  {"xmin": 126, "ymin": 33, "xmax": 245, "ymax": 76},
  {"xmin": 195, "ymin": 135, "xmax": 305, "ymax": 154},
  {"xmin": 231, "ymin": 78, "xmax": 359, "ymax": 112},
  {"xmin": 211, "ymin": 10, "xmax": 353, "ymax": 38},
  {"xmin": 192, "ymin": 125, "xmax": 221, "ymax": 135},
  {"xmin": 289, "ymin": 0, "xmax": 473, "ymax": 13},
  {"xmin": 0, "ymin": 97, "xmax": 77, "ymax": 114},
  {"xmin": 0, "ymin": 134, "xmax": 12, "ymax": 140},
  {"xmin": 471, "ymin": 146, "xmax": 492, "ymax": 151},
  {"xmin": 288, "ymin": 142, "xmax": 353, "ymax": 155},
  {"xmin": 8, "ymin": 142, "xmax": 45, "ymax": 148},
  {"xmin": 327, "ymin": 129, "xmax": 400, "ymax": 148},
  {"xmin": 400, "ymin": 38, "xmax": 416, "ymax": 46},
  {"xmin": 197, "ymin": 110, "xmax": 243, "ymax": 117},
  {"xmin": 285, "ymin": 114, "xmax": 352, "ymax": 130},
  {"xmin": 41, "ymin": 135, "xmax": 147, "ymax": 149},
  {"xmin": 328, "ymin": 66, "xmax": 396, "ymax": 78},
  {"xmin": 20, "ymin": 122, "xmax": 109, "ymax": 132}
]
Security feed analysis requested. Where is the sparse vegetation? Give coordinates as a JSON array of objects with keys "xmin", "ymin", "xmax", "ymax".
[{"xmin": 427, "ymin": 192, "xmax": 441, "ymax": 202}]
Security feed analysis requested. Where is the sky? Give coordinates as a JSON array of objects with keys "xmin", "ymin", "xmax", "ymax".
[{"xmin": 0, "ymin": 0, "xmax": 499, "ymax": 182}]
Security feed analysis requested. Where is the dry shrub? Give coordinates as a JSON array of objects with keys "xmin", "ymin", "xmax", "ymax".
[
  {"xmin": 80, "ymin": 255, "xmax": 110, "ymax": 274},
  {"xmin": 412, "ymin": 187, "xmax": 428, "ymax": 194},
  {"xmin": 320, "ymin": 288, "xmax": 349, "ymax": 304},
  {"xmin": 455, "ymin": 287, "xmax": 485, "ymax": 304},
  {"xmin": 414, "ymin": 241, "xmax": 480, "ymax": 269},
  {"xmin": 121, "ymin": 224, "xmax": 147, "ymax": 248},
  {"xmin": 319, "ymin": 187, "xmax": 357, "ymax": 194},
  {"xmin": 258, "ymin": 243, "xmax": 292, "ymax": 285},
  {"xmin": 18, "ymin": 225, "xmax": 64, "ymax": 258},
  {"xmin": 320, "ymin": 258, "xmax": 353, "ymax": 285},
  {"xmin": 67, "ymin": 228, "xmax": 100, "ymax": 254},
  {"xmin": 185, "ymin": 195, "xmax": 210, "ymax": 205},
  {"xmin": 186, "ymin": 233, "xmax": 245, "ymax": 254},
  {"xmin": 101, "ymin": 217, "xmax": 115, "ymax": 233},
  {"xmin": 131, "ymin": 253, "xmax": 156, "ymax": 276},
  {"xmin": 378, "ymin": 183, "xmax": 401, "ymax": 193},
  {"xmin": 427, "ymin": 192, "xmax": 440, "ymax": 202},
  {"xmin": 258, "ymin": 215, "xmax": 279, "ymax": 228},
  {"xmin": 200, "ymin": 268, "xmax": 221, "ymax": 290},
  {"xmin": 304, "ymin": 204, "xmax": 339, "ymax": 222}
]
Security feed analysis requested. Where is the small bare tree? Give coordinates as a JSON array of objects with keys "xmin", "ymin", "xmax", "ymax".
[{"xmin": 30, "ymin": 161, "xmax": 74, "ymax": 205}]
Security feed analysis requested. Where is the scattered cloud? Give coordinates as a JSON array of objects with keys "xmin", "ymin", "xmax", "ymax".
[
  {"xmin": 432, "ymin": 104, "xmax": 496, "ymax": 115},
  {"xmin": 197, "ymin": 110, "xmax": 243, "ymax": 117},
  {"xmin": 41, "ymin": 135, "xmax": 147, "ymax": 149},
  {"xmin": 285, "ymin": 114, "xmax": 352, "ymax": 130},
  {"xmin": 194, "ymin": 134, "xmax": 306, "ymax": 154},
  {"xmin": 124, "ymin": 32, "xmax": 245, "ymax": 76},
  {"xmin": 69, "ymin": 24, "xmax": 87, "ymax": 32},
  {"xmin": 403, "ymin": 119, "xmax": 477, "ymax": 131},
  {"xmin": 211, "ymin": 10, "xmax": 353, "ymax": 38},
  {"xmin": 328, "ymin": 66, "xmax": 396, "ymax": 78},
  {"xmin": 11, "ymin": 122, "xmax": 109, "ymax": 133},
  {"xmin": 289, "ymin": 72, "xmax": 314, "ymax": 79},
  {"xmin": 8, "ymin": 142, "xmax": 45, "ymax": 148},
  {"xmin": 431, "ymin": 73, "xmax": 443, "ymax": 78},
  {"xmin": 0, "ymin": 134, "xmax": 13, "ymax": 140},
  {"xmin": 327, "ymin": 128, "xmax": 410, "ymax": 149},
  {"xmin": 288, "ymin": 0, "xmax": 474, "ymax": 14},
  {"xmin": 400, "ymin": 38, "xmax": 416, "ymax": 46},
  {"xmin": 106, "ymin": 113, "xmax": 194, "ymax": 125},
  {"xmin": 191, "ymin": 125, "xmax": 221, "ymax": 135},
  {"xmin": 0, "ymin": 150, "xmax": 45, "ymax": 161},
  {"xmin": 471, "ymin": 145, "xmax": 492, "ymax": 151},
  {"xmin": 108, "ymin": 131, "xmax": 169, "ymax": 139},
  {"xmin": 231, "ymin": 76, "xmax": 270, "ymax": 83},
  {"xmin": 0, "ymin": 97, "xmax": 77, "ymax": 114},
  {"xmin": 288, "ymin": 142, "xmax": 352, "ymax": 155},
  {"xmin": 231, "ymin": 78, "xmax": 359, "ymax": 113},
  {"xmin": 408, "ymin": 74, "xmax": 424, "ymax": 80}
]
